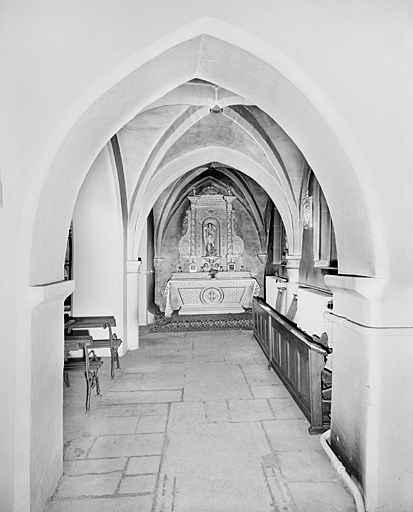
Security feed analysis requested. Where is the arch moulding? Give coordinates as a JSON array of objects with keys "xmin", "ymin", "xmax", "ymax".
[
  {"xmin": 131, "ymin": 147, "xmax": 297, "ymax": 260},
  {"xmin": 24, "ymin": 17, "xmax": 387, "ymax": 288}
]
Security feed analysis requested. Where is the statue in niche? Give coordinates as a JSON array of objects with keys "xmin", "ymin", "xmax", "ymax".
[{"xmin": 203, "ymin": 222, "xmax": 217, "ymax": 256}]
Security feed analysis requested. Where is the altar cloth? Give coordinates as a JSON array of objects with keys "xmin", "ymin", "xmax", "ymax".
[{"xmin": 164, "ymin": 273, "xmax": 260, "ymax": 317}]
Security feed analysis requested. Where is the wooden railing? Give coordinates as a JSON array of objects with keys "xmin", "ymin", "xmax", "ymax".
[{"xmin": 253, "ymin": 297, "xmax": 330, "ymax": 434}]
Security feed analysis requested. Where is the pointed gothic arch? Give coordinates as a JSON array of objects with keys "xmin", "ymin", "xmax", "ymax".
[{"xmin": 23, "ymin": 17, "xmax": 387, "ymax": 294}]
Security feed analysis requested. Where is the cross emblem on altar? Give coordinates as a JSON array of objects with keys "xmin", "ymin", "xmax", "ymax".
[{"xmin": 201, "ymin": 287, "xmax": 223, "ymax": 305}]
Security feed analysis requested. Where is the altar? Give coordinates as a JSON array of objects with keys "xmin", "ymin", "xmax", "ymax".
[
  {"xmin": 164, "ymin": 271, "xmax": 260, "ymax": 317},
  {"xmin": 160, "ymin": 184, "xmax": 261, "ymax": 316}
]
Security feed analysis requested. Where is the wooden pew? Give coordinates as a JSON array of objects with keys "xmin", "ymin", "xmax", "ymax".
[
  {"xmin": 312, "ymin": 332, "xmax": 333, "ymax": 423},
  {"xmin": 64, "ymin": 330, "xmax": 103, "ymax": 412},
  {"xmin": 65, "ymin": 316, "xmax": 122, "ymax": 379},
  {"xmin": 252, "ymin": 297, "xmax": 329, "ymax": 434}
]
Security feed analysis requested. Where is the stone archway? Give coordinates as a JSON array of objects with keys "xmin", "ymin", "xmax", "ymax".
[
  {"xmin": 131, "ymin": 147, "xmax": 297, "ymax": 260},
  {"xmin": 25, "ymin": 19, "xmax": 387, "ymax": 288},
  {"xmin": 15, "ymin": 17, "xmax": 389, "ymax": 511}
]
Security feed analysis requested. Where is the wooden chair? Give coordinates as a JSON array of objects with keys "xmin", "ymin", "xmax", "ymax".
[
  {"xmin": 64, "ymin": 330, "xmax": 103, "ymax": 412},
  {"xmin": 66, "ymin": 316, "xmax": 122, "ymax": 379},
  {"xmin": 89, "ymin": 333, "xmax": 122, "ymax": 379}
]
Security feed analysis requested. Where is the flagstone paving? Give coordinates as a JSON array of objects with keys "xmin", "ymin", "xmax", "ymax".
[{"xmin": 44, "ymin": 329, "xmax": 355, "ymax": 512}]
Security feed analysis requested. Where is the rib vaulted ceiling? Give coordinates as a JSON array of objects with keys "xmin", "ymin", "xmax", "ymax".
[{"xmin": 116, "ymin": 79, "xmax": 308, "ymax": 254}]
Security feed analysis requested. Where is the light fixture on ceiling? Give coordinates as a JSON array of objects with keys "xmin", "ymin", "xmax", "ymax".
[{"xmin": 210, "ymin": 104, "xmax": 223, "ymax": 114}]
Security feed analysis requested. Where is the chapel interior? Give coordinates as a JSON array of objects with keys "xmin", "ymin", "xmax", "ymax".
[{"xmin": 1, "ymin": 2, "xmax": 413, "ymax": 512}]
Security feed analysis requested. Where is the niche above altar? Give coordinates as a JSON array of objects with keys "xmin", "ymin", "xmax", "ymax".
[{"xmin": 177, "ymin": 186, "xmax": 245, "ymax": 272}]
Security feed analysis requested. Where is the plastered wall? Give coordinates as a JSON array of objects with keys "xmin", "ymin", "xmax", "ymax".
[
  {"xmin": 153, "ymin": 196, "xmax": 263, "ymax": 311},
  {"xmin": 4, "ymin": 2, "xmax": 413, "ymax": 282},
  {"xmin": 30, "ymin": 302, "xmax": 64, "ymax": 511},
  {"xmin": 72, "ymin": 145, "xmax": 126, "ymax": 352},
  {"xmin": 1, "ymin": 3, "xmax": 413, "ymax": 511}
]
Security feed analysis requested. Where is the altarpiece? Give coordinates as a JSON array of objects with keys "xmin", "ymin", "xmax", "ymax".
[{"xmin": 164, "ymin": 186, "xmax": 259, "ymax": 316}]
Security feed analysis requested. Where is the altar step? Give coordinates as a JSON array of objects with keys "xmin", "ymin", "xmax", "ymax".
[
  {"xmin": 149, "ymin": 310, "xmax": 253, "ymax": 332},
  {"xmin": 178, "ymin": 304, "xmax": 245, "ymax": 315}
]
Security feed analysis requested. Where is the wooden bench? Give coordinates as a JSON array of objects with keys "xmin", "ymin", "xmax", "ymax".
[
  {"xmin": 312, "ymin": 332, "xmax": 333, "ymax": 424},
  {"xmin": 64, "ymin": 330, "xmax": 103, "ymax": 412},
  {"xmin": 65, "ymin": 316, "xmax": 122, "ymax": 379},
  {"xmin": 253, "ymin": 297, "xmax": 329, "ymax": 434}
]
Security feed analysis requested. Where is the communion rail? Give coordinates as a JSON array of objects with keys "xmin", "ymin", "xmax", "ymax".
[{"xmin": 252, "ymin": 297, "xmax": 330, "ymax": 434}]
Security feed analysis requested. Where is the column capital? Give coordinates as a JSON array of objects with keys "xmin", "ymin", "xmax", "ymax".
[
  {"xmin": 29, "ymin": 279, "xmax": 75, "ymax": 307},
  {"xmin": 325, "ymin": 275, "xmax": 413, "ymax": 328},
  {"xmin": 285, "ymin": 254, "xmax": 301, "ymax": 269},
  {"xmin": 127, "ymin": 260, "xmax": 142, "ymax": 273},
  {"xmin": 256, "ymin": 253, "xmax": 267, "ymax": 265}
]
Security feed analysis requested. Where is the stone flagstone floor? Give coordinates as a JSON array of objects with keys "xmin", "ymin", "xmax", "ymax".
[{"xmin": 45, "ymin": 329, "xmax": 355, "ymax": 512}]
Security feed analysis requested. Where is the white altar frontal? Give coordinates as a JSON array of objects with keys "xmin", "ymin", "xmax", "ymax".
[{"xmin": 164, "ymin": 271, "xmax": 260, "ymax": 317}]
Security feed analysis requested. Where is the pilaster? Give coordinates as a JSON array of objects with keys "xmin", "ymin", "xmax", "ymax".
[
  {"xmin": 226, "ymin": 199, "xmax": 233, "ymax": 257},
  {"xmin": 15, "ymin": 280, "xmax": 75, "ymax": 511},
  {"xmin": 285, "ymin": 254, "xmax": 300, "ymax": 308},
  {"xmin": 325, "ymin": 275, "xmax": 413, "ymax": 511},
  {"xmin": 127, "ymin": 259, "xmax": 141, "ymax": 350},
  {"xmin": 190, "ymin": 201, "xmax": 196, "ymax": 256}
]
